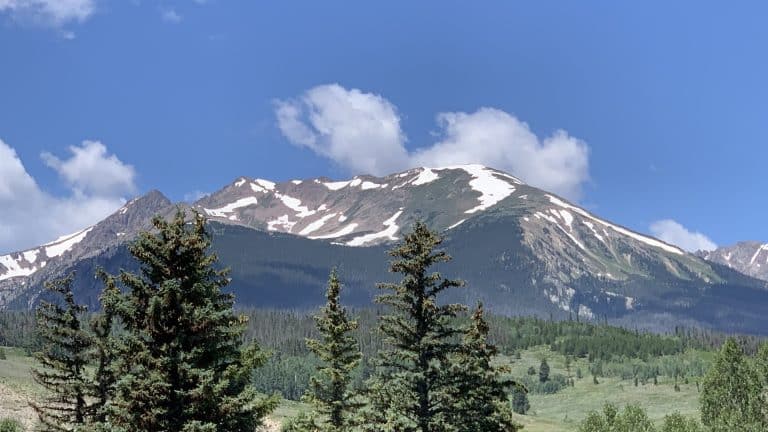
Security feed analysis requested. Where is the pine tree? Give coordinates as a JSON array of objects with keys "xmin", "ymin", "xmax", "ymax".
[
  {"xmin": 100, "ymin": 210, "xmax": 278, "ymax": 431},
  {"xmin": 361, "ymin": 221, "xmax": 465, "ymax": 432},
  {"xmin": 539, "ymin": 358, "xmax": 550, "ymax": 383},
  {"xmin": 700, "ymin": 338, "xmax": 761, "ymax": 431},
  {"xmin": 447, "ymin": 303, "xmax": 521, "ymax": 431},
  {"xmin": 30, "ymin": 274, "xmax": 94, "ymax": 431},
  {"xmin": 88, "ymin": 271, "xmax": 119, "ymax": 424},
  {"xmin": 301, "ymin": 269, "xmax": 362, "ymax": 432}
]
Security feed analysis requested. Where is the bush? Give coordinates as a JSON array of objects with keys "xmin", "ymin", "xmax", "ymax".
[
  {"xmin": 0, "ymin": 418, "xmax": 22, "ymax": 432},
  {"xmin": 0, "ymin": 348, "xmax": 6, "ymax": 360}
]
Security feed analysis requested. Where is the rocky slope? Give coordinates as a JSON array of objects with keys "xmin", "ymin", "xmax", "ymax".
[
  {"xmin": 699, "ymin": 242, "xmax": 768, "ymax": 282},
  {"xmin": 2, "ymin": 165, "xmax": 767, "ymax": 333}
]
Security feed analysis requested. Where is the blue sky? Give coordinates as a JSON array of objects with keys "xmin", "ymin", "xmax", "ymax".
[{"xmin": 1, "ymin": 1, "xmax": 767, "ymax": 254}]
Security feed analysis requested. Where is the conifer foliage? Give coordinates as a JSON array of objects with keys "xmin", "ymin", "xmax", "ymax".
[
  {"xmin": 101, "ymin": 210, "xmax": 277, "ymax": 431},
  {"xmin": 301, "ymin": 269, "xmax": 362, "ymax": 432},
  {"xmin": 30, "ymin": 274, "xmax": 94, "ymax": 431},
  {"xmin": 448, "ymin": 303, "xmax": 521, "ymax": 432},
  {"xmin": 362, "ymin": 221, "xmax": 466, "ymax": 432}
]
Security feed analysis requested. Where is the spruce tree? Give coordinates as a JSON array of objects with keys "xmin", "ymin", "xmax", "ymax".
[
  {"xmin": 700, "ymin": 338, "xmax": 761, "ymax": 431},
  {"xmin": 101, "ymin": 210, "xmax": 278, "ymax": 431},
  {"xmin": 447, "ymin": 303, "xmax": 520, "ymax": 431},
  {"xmin": 361, "ymin": 221, "xmax": 465, "ymax": 432},
  {"xmin": 539, "ymin": 359, "xmax": 550, "ymax": 383},
  {"xmin": 301, "ymin": 269, "xmax": 362, "ymax": 432},
  {"xmin": 30, "ymin": 274, "xmax": 93, "ymax": 431}
]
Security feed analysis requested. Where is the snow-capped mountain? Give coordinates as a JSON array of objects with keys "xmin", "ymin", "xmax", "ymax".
[
  {"xmin": 699, "ymin": 242, "xmax": 768, "ymax": 282},
  {"xmin": 2, "ymin": 165, "xmax": 767, "ymax": 333}
]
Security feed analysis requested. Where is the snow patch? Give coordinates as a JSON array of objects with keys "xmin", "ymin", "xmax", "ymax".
[
  {"xmin": 204, "ymin": 197, "xmax": 259, "ymax": 217},
  {"xmin": 338, "ymin": 214, "xmax": 348, "ymax": 222},
  {"xmin": 267, "ymin": 215, "xmax": 297, "ymax": 232},
  {"xmin": 323, "ymin": 180, "xmax": 350, "ymax": 191},
  {"xmin": 255, "ymin": 179, "xmax": 276, "ymax": 190},
  {"xmin": 275, "ymin": 193, "xmax": 316, "ymax": 217},
  {"xmin": 309, "ymin": 223, "xmax": 359, "ymax": 240},
  {"xmin": 45, "ymin": 227, "xmax": 93, "ymax": 258},
  {"xmin": 347, "ymin": 210, "xmax": 404, "ymax": 246},
  {"xmin": 361, "ymin": 181, "xmax": 386, "ymax": 190},
  {"xmin": 434, "ymin": 165, "xmax": 516, "ymax": 214},
  {"xmin": 234, "ymin": 178, "xmax": 247, "ymax": 187},
  {"xmin": 291, "ymin": 180, "xmax": 302, "ymax": 185},
  {"xmin": 547, "ymin": 195, "xmax": 684, "ymax": 255},
  {"xmin": 411, "ymin": 168, "xmax": 440, "ymax": 186},
  {"xmin": 448, "ymin": 219, "xmax": 466, "ymax": 230},
  {"xmin": 299, "ymin": 213, "xmax": 338, "ymax": 236},
  {"xmin": 749, "ymin": 244, "xmax": 768, "ymax": 265},
  {"xmin": 22, "ymin": 250, "xmax": 39, "ymax": 264}
]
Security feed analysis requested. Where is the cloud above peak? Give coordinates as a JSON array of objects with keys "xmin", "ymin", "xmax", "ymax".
[
  {"xmin": 275, "ymin": 84, "xmax": 590, "ymax": 201},
  {"xmin": 649, "ymin": 219, "xmax": 717, "ymax": 252}
]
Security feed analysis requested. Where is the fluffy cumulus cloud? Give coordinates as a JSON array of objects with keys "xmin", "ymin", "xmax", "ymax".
[
  {"xmin": 41, "ymin": 140, "xmax": 136, "ymax": 197},
  {"xmin": 275, "ymin": 85, "xmax": 410, "ymax": 177},
  {"xmin": 0, "ymin": 138, "xmax": 135, "ymax": 254},
  {"xmin": 276, "ymin": 84, "xmax": 590, "ymax": 200},
  {"xmin": 649, "ymin": 219, "xmax": 717, "ymax": 252},
  {"xmin": 0, "ymin": 0, "xmax": 95, "ymax": 27}
]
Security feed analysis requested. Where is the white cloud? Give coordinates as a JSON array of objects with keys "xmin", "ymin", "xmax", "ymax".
[
  {"xmin": 275, "ymin": 84, "xmax": 410, "ymax": 177},
  {"xmin": 160, "ymin": 8, "xmax": 181, "ymax": 23},
  {"xmin": 41, "ymin": 141, "xmax": 136, "ymax": 197},
  {"xmin": 649, "ymin": 219, "xmax": 717, "ymax": 252},
  {"xmin": 0, "ymin": 138, "xmax": 135, "ymax": 254},
  {"xmin": 0, "ymin": 0, "xmax": 95, "ymax": 27},
  {"xmin": 276, "ymin": 84, "xmax": 590, "ymax": 200}
]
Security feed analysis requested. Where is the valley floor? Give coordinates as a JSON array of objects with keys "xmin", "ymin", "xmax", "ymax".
[{"xmin": 0, "ymin": 346, "xmax": 702, "ymax": 431}]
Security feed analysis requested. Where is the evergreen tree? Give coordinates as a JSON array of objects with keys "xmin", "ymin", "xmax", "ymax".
[
  {"xmin": 361, "ymin": 221, "xmax": 465, "ymax": 432},
  {"xmin": 30, "ymin": 274, "xmax": 94, "ymax": 431},
  {"xmin": 539, "ymin": 359, "xmax": 550, "ymax": 383},
  {"xmin": 754, "ymin": 342, "xmax": 768, "ymax": 428},
  {"xmin": 447, "ymin": 303, "xmax": 520, "ymax": 431},
  {"xmin": 88, "ymin": 271, "xmax": 119, "ymax": 424},
  {"xmin": 0, "ymin": 348, "xmax": 5, "ymax": 360},
  {"xmin": 301, "ymin": 269, "xmax": 362, "ymax": 432},
  {"xmin": 700, "ymin": 338, "xmax": 761, "ymax": 431},
  {"xmin": 100, "ymin": 210, "xmax": 278, "ymax": 431}
]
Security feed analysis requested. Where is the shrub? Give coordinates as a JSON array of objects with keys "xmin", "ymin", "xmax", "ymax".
[{"xmin": 0, "ymin": 418, "xmax": 22, "ymax": 432}]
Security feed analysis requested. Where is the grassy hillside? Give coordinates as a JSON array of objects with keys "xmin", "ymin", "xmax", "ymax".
[{"xmin": 0, "ymin": 345, "xmax": 706, "ymax": 431}]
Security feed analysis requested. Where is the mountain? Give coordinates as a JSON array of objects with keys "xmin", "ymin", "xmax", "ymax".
[
  {"xmin": 699, "ymin": 242, "xmax": 768, "ymax": 282},
  {"xmin": 2, "ymin": 165, "xmax": 768, "ymax": 333}
]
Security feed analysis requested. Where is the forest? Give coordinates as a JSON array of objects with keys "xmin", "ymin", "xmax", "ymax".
[{"xmin": 0, "ymin": 210, "xmax": 767, "ymax": 432}]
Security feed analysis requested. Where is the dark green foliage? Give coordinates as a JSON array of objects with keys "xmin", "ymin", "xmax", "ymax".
[
  {"xmin": 301, "ymin": 269, "xmax": 363, "ymax": 432},
  {"xmin": 700, "ymin": 338, "xmax": 761, "ymax": 431},
  {"xmin": 578, "ymin": 403, "xmax": 655, "ymax": 432},
  {"xmin": 661, "ymin": 413, "xmax": 703, "ymax": 432},
  {"xmin": 0, "ymin": 348, "xmax": 5, "ymax": 360},
  {"xmin": 446, "ymin": 303, "xmax": 520, "ymax": 431},
  {"xmin": 0, "ymin": 419, "xmax": 22, "ymax": 432},
  {"xmin": 100, "ymin": 210, "xmax": 278, "ymax": 431},
  {"xmin": 361, "ymin": 221, "xmax": 466, "ymax": 432},
  {"xmin": 511, "ymin": 385, "xmax": 530, "ymax": 414},
  {"xmin": 539, "ymin": 358, "xmax": 550, "ymax": 383},
  {"xmin": 527, "ymin": 366, "xmax": 536, "ymax": 376},
  {"xmin": 30, "ymin": 274, "xmax": 94, "ymax": 431}
]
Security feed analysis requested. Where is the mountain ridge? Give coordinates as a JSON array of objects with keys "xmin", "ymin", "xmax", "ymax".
[{"xmin": 2, "ymin": 165, "xmax": 768, "ymax": 334}]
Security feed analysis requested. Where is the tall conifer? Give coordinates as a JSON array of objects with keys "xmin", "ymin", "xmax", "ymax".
[
  {"xmin": 30, "ymin": 274, "xmax": 93, "ymax": 431},
  {"xmin": 101, "ymin": 209, "xmax": 277, "ymax": 431},
  {"xmin": 448, "ymin": 303, "xmax": 521, "ymax": 432},
  {"xmin": 361, "ymin": 221, "xmax": 465, "ymax": 432},
  {"xmin": 301, "ymin": 269, "xmax": 362, "ymax": 432}
]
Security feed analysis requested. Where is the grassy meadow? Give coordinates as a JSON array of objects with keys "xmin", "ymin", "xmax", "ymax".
[{"xmin": 0, "ymin": 345, "xmax": 706, "ymax": 431}]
